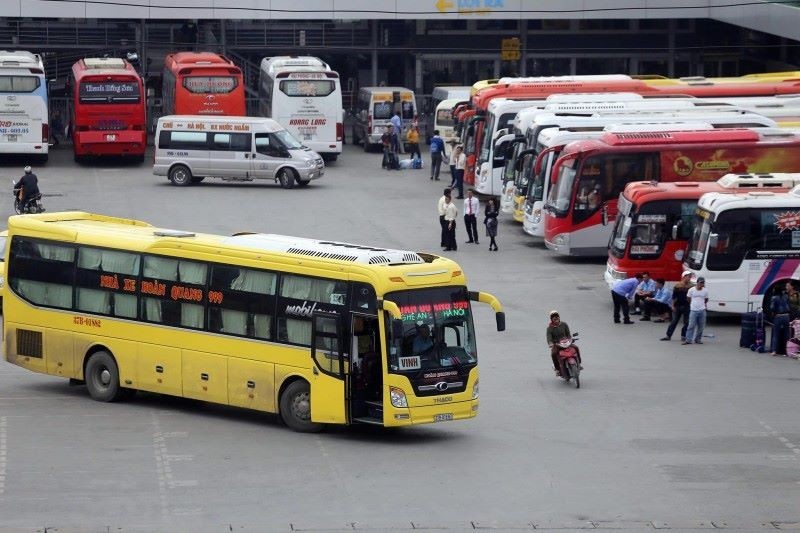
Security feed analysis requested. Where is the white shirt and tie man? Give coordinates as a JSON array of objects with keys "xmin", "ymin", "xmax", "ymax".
[
  {"xmin": 443, "ymin": 194, "xmax": 458, "ymax": 251},
  {"xmin": 463, "ymin": 189, "xmax": 480, "ymax": 244}
]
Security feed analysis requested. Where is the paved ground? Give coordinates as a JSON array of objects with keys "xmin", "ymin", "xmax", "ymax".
[{"xmin": 0, "ymin": 144, "xmax": 798, "ymax": 531}]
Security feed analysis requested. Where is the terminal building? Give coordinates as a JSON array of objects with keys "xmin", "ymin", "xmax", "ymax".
[{"xmin": 1, "ymin": 0, "xmax": 799, "ymax": 113}]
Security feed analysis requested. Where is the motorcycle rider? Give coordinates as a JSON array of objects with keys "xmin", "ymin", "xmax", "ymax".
[
  {"xmin": 546, "ymin": 310, "xmax": 583, "ymax": 377},
  {"xmin": 14, "ymin": 166, "xmax": 40, "ymax": 211}
]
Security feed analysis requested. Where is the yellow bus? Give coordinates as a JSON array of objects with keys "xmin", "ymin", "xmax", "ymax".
[{"xmin": 3, "ymin": 212, "xmax": 504, "ymax": 432}]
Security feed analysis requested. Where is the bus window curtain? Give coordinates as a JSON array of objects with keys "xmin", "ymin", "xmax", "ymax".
[
  {"xmin": 77, "ymin": 287, "xmax": 111, "ymax": 314},
  {"xmin": 35, "ymin": 244, "xmax": 74, "ymax": 262},
  {"xmin": 181, "ymin": 303, "xmax": 204, "ymax": 328},
  {"xmin": 254, "ymin": 314, "xmax": 271, "ymax": 339},
  {"xmin": 221, "ymin": 309, "xmax": 247, "ymax": 335},
  {"xmin": 114, "ymin": 293, "xmax": 137, "ymax": 318},
  {"xmin": 178, "ymin": 261, "xmax": 207, "ymax": 285},
  {"xmin": 144, "ymin": 297, "xmax": 162, "ymax": 322},
  {"xmin": 231, "ymin": 269, "xmax": 276, "ymax": 295},
  {"xmin": 45, "ymin": 283, "xmax": 72, "ymax": 308},
  {"xmin": 285, "ymin": 318, "xmax": 311, "ymax": 345},
  {"xmin": 144, "ymin": 256, "xmax": 178, "ymax": 281}
]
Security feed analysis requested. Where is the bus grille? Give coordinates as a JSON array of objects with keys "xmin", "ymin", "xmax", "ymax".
[{"xmin": 16, "ymin": 329, "xmax": 43, "ymax": 358}]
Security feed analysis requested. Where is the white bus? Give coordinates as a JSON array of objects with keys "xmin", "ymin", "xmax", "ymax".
[
  {"xmin": 258, "ymin": 56, "xmax": 343, "ymax": 162},
  {"xmin": 684, "ymin": 182, "xmax": 800, "ymax": 315},
  {"xmin": 517, "ymin": 108, "xmax": 779, "ymax": 240},
  {"xmin": 0, "ymin": 50, "xmax": 48, "ymax": 161},
  {"xmin": 434, "ymin": 98, "xmax": 466, "ymax": 146}
]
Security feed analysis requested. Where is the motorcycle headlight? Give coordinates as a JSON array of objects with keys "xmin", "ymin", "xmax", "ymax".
[{"xmin": 390, "ymin": 386, "xmax": 408, "ymax": 408}]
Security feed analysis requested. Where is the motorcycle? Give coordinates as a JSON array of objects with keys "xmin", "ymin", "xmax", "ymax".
[
  {"xmin": 556, "ymin": 332, "xmax": 581, "ymax": 388},
  {"xmin": 12, "ymin": 180, "xmax": 45, "ymax": 214}
]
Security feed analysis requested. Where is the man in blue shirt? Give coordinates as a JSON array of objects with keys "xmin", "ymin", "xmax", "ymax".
[
  {"xmin": 641, "ymin": 278, "xmax": 673, "ymax": 322},
  {"xmin": 611, "ymin": 273, "xmax": 643, "ymax": 324},
  {"xmin": 631, "ymin": 271, "xmax": 657, "ymax": 315},
  {"xmin": 429, "ymin": 129, "xmax": 446, "ymax": 180}
]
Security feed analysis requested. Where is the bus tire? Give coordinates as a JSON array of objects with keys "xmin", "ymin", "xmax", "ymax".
[
  {"xmin": 169, "ymin": 165, "xmax": 192, "ymax": 186},
  {"xmin": 280, "ymin": 380, "xmax": 323, "ymax": 433},
  {"xmin": 277, "ymin": 168, "xmax": 296, "ymax": 189},
  {"xmin": 85, "ymin": 351, "xmax": 124, "ymax": 402}
]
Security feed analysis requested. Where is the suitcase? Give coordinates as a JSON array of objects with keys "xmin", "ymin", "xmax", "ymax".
[
  {"xmin": 387, "ymin": 152, "xmax": 400, "ymax": 170},
  {"xmin": 740, "ymin": 311, "xmax": 757, "ymax": 348},
  {"xmin": 751, "ymin": 309, "xmax": 766, "ymax": 353}
]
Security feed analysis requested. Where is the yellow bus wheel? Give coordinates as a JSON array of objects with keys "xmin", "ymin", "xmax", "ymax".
[
  {"xmin": 85, "ymin": 351, "xmax": 123, "ymax": 402},
  {"xmin": 279, "ymin": 380, "xmax": 322, "ymax": 433}
]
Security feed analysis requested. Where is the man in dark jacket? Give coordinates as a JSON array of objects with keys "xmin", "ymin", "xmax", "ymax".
[
  {"xmin": 546, "ymin": 310, "xmax": 571, "ymax": 376},
  {"xmin": 15, "ymin": 166, "xmax": 40, "ymax": 208}
]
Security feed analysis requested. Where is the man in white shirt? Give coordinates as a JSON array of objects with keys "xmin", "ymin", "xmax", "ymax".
[
  {"xmin": 443, "ymin": 194, "xmax": 458, "ymax": 251},
  {"xmin": 463, "ymin": 189, "xmax": 480, "ymax": 244},
  {"xmin": 437, "ymin": 188, "xmax": 452, "ymax": 248},
  {"xmin": 683, "ymin": 277, "xmax": 709, "ymax": 345}
]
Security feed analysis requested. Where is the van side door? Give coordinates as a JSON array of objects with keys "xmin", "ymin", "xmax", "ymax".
[
  {"xmin": 210, "ymin": 132, "xmax": 251, "ymax": 179},
  {"xmin": 252, "ymin": 132, "xmax": 283, "ymax": 179}
]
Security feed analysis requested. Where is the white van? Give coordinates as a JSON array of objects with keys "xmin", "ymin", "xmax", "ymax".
[
  {"xmin": 154, "ymin": 116, "xmax": 325, "ymax": 188},
  {"xmin": 353, "ymin": 87, "xmax": 417, "ymax": 151}
]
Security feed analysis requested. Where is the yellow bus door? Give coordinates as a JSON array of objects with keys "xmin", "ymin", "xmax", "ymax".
[{"xmin": 310, "ymin": 312, "xmax": 347, "ymax": 424}]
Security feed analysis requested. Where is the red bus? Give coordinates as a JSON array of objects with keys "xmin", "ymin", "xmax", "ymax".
[
  {"xmin": 69, "ymin": 57, "xmax": 146, "ymax": 161},
  {"xmin": 162, "ymin": 52, "xmax": 245, "ymax": 116},
  {"xmin": 461, "ymin": 74, "xmax": 800, "ymax": 187},
  {"xmin": 543, "ymin": 129, "xmax": 800, "ymax": 257},
  {"xmin": 605, "ymin": 173, "xmax": 800, "ymax": 285}
]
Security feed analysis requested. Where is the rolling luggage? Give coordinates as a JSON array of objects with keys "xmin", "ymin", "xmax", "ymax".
[
  {"xmin": 739, "ymin": 311, "xmax": 757, "ymax": 348},
  {"xmin": 751, "ymin": 309, "xmax": 766, "ymax": 353}
]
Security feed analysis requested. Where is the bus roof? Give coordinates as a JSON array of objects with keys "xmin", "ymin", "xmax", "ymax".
[
  {"xmin": 622, "ymin": 174, "xmax": 800, "ymax": 205},
  {"xmin": 697, "ymin": 188, "xmax": 800, "ymax": 213},
  {"xmin": 432, "ymin": 86, "xmax": 471, "ymax": 101},
  {"xmin": 530, "ymin": 109, "xmax": 777, "ymax": 131},
  {"xmin": 8, "ymin": 212, "xmax": 465, "ymax": 289},
  {"xmin": 73, "ymin": 57, "xmax": 137, "ymax": 78},
  {"xmin": 165, "ymin": 52, "xmax": 241, "ymax": 75},
  {"xmin": 0, "ymin": 50, "xmax": 43, "ymax": 70},
  {"xmin": 471, "ymin": 78, "xmax": 800, "ymax": 112},
  {"xmin": 561, "ymin": 128, "xmax": 800, "ymax": 155},
  {"xmin": 260, "ymin": 56, "xmax": 331, "ymax": 75}
]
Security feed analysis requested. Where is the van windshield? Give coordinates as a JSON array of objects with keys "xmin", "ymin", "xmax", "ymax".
[{"xmin": 274, "ymin": 129, "xmax": 304, "ymax": 150}]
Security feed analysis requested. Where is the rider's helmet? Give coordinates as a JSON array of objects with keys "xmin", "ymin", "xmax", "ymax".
[
  {"xmin": 549, "ymin": 310, "xmax": 560, "ymax": 319},
  {"xmin": 23, "ymin": 166, "xmax": 32, "ymax": 174}
]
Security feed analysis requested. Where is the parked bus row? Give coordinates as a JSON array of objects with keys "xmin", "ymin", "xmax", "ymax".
[
  {"xmin": 437, "ymin": 72, "xmax": 800, "ymax": 318},
  {"xmin": 1, "ymin": 50, "xmax": 348, "ymax": 164}
]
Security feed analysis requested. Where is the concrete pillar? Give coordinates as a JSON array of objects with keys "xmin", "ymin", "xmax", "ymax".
[
  {"xmin": 667, "ymin": 19, "xmax": 676, "ymax": 78},
  {"xmin": 371, "ymin": 21, "xmax": 378, "ymax": 86},
  {"xmin": 415, "ymin": 56, "xmax": 423, "ymax": 95}
]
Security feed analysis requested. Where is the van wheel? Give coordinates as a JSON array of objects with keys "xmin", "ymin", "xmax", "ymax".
[
  {"xmin": 169, "ymin": 165, "xmax": 192, "ymax": 186},
  {"xmin": 85, "ymin": 351, "xmax": 123, "ymax": 402},
  {"xmin": 280, "ymin": 380, "xmax": 323, "ymax": 433},
  {"xmin": 278, "ymin": 168, "xmax": 296, "ymax": 189}
]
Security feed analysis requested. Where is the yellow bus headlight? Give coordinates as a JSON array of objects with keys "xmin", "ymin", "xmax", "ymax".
[
  {"xmin": 472, "ymin": 379, "xmax": 479, "ymax": 399},
  {"xmin": 390, "ymin": 386, "xmax": 408, "ymax": 408}
]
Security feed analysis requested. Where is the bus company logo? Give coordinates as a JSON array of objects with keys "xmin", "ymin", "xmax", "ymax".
[
  {"xmin": 285, "ymin": 300, "xmax": 320, "ymax": 318},
  {"xmin": 673, "ymin": 156, "xmax": 694, "ymax": 176},
  {"xmin": 774, "ymin": 211, "xmax": 800, "ymax": 233},
  {"xmin": 695, "ymin": 160, "xmax": 731, "ymax": 172}
]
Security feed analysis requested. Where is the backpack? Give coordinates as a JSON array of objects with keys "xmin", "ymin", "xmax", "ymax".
[{"xmin": 411, "ymin": 156, "xmax": 423, "ymax": 169}]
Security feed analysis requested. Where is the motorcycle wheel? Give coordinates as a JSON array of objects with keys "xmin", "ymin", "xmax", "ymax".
[
  {"xmin": 13, "ymin": 200, "xmax": 21, "ymax": 215},
  {"xmin": 568, "ymin": 362, "xmax": 580, "ymax": 389}
]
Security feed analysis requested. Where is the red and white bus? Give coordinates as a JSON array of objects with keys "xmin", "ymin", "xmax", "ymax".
[
  {"xmin": 162, "ymin": 52, "xmax": 245, "ymax": 116},
  {"xmin": 69, "ymin": 57, "xmax": 146, "ymax": 162},
  {"xmin": 605, "ymin": 173, "xmax": 800, "ymax": 286},
  {"xmin": 543, "ymin": 129, "xmax": 800, "ymax": 257}
]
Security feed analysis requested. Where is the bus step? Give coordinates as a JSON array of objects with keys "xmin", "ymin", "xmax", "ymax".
[
  {"xmin": 363, "ymin": 400, "xmax": 383, "ymax": 418},
  {"xmin": 353, "ymin": 416, "xmax": 383, "ymax": 426}
]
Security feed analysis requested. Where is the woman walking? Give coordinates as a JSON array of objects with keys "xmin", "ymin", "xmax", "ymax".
[
  {"xmin": 484, "ymin": 198, "xmax": 499, "ymax": 251},
  {"xmin": 406, "ymin": 125, "xmax": 421, "ymax": 161}
]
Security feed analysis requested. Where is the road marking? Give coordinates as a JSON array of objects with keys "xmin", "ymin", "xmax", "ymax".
[
  {"xmin": 759, "ymin": 421, "xmax": 800, "ymax": 470},
  {"xmin": 151, "ymin": 413, "xmax": 170, "ymax": 518},
  {"xmin": 0, "ymin": 416, "xmax": 7, "ymax": 495}
]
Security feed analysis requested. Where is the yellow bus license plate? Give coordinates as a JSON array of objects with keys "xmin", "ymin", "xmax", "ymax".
[{"xmin": 434, "ymin": 413, "xmax": 453, "ymax": 422}]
